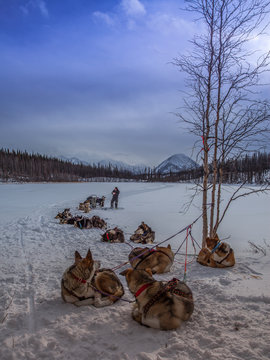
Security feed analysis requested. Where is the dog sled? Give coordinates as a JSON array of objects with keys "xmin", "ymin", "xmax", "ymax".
[{"xmin": 130, "ymin": 222, "xmax": 155, "ymax": 244}]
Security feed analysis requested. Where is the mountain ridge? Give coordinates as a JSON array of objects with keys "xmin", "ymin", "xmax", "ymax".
[
  {"xmin": 59, "ymin": 154, "xmax": 198, "ymax": 174},
  {"xmin": 155, "ymin": 153, "xmax": 199, "ymax": 174}
]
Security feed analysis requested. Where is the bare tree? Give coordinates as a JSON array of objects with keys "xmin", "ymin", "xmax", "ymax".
[{"xmin": 174, "ymin": 0, "xmax": 270, "ymax": 246}]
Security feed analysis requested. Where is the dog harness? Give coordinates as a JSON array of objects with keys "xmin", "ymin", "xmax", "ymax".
[
  {"xmin": 137, "ymin": 278, "xmax": 193, "ymax": 316},
  {"xmin": 211, "ymin": 241, "xmax": 222, "ymax": 253},
  {"xmin": 135, "ymin": 282, "xmax": 154, "ymax": 298},
  {"xmin": 216, "ymin": 248, "xmax": 233, "ymax": 264},
  {"xmin": 70, "ymin": 272, "xmax": 87, "ymax": 284},
  {"xmin": 61, "ymin": 279, "xmax": 90, "ymax": 301}
]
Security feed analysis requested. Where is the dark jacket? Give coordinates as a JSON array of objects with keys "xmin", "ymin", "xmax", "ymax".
[{"xmin": 112, "ymin": 188, "xmax": 120, "ymax": 200}]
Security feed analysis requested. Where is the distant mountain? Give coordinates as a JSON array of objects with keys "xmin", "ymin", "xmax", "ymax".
[
  {"xmin": 59, "ymin": 156, "xmax": 89, "ymax": 166},
  {"xmin": 59, "ymin": 154, "xmax": 198, "ymax": 175},
  {"xmin": 59, "ymin": 156, "xmax": 147, "ymax": 174},
  {"xmin": 155, "ymin": 154, "xmax": 199, "ymax": 174},
  {"xmin": 96, "ymin": 159, "xmax": 146, "ymax": 174}
]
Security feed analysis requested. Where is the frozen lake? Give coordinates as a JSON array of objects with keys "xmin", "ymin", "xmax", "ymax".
[{"xmin": 0, "ymin": 181, "xmax": 269, "ymax": 250}]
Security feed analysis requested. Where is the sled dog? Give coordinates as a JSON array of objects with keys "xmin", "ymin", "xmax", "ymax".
[
  {"xmin": 129, "ymin": 245, "xmax": 174, "ymax": 274},
  {"xmin": 120, "ymin": 268, "xmax": 194, "ymax": 330},
  {"xmin": 197, "ymin": 235, "xmax": 235, "ymax": 268},
  {"xmin": 102, "ymin": 227, "xmax": 125, "ymax": 243},
  {"xmin": 130, "ymin": 222, "xmax": 155, "ymax": 244},
  {"xmin": 55, "ymin": 208, "xmax": 72, "ymax": 221},
  {"xmin": 61, "ymin": 249, "xmax": 124, "ymax": 307}
]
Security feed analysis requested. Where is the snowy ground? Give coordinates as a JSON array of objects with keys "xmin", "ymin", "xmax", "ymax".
[{"xmin": 0, "ymin": 182, "xmax": 269, "ymax": 360}]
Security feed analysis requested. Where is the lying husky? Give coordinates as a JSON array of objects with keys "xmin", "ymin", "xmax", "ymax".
[
  {"xmin": 55, "ymin": 208, "xmax": 72, "ymax": 221},
  {"xmin": 73, "ymin": 216, "xmax": 107, "ymax": 229},
  {"xmin": 120, "ymin": 268, "xmax": 194, "ymax": 330},
  {"xmin": 91, "ymin": 215, "xmax": 107, "ymax": 229},
  {"xmin": 61, "ymin": 215, "xmax": 83, "ymax": 225},
  {"xmin": 74, "ymin": 217, "xmax": 93, "ymax": 229},
  {"xmin": 61, "ymin": 249, "xmax": 124, "ymax": 307},
  {"xmin": 129, "ymin": 245, "xmax": 174, "ymax": 274},
  {"xmin": 101, "ymin": 227, "xmax": 125, "ymax": 243},
  {"xmin": 130, "ymin": 222, "xmax": 155, "ymax": 244},
  {"xmin": 86, "ymin": 195, "xmax": 106, "ymax": 208},
  {"xmin": 197, "ymin": 235, "xmax": 235, "ymax": 268},
  {"xmin": 79, "ymin": 200, "xmax": 91, "ymax": 213}
]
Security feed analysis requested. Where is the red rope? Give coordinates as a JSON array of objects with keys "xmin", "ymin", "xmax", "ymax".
[{"xmin": 183, "ymin": 225, "xmax": 190, "ymax": 282}]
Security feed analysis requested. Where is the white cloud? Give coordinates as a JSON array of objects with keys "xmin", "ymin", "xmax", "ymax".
[
  {"xmin": 19, "ymin": 0, "xmax": 49, "ymax": 18},
  {"xmin": 93, "ymin": 11, "xmax": 115, "ymax": 26},
  {"xmin": 37, "ymin": 0, "xmax": 49, "ymax": 18},
  {"xmin": 121, "ymin": 0, "xmax": 146, "ymax": 17}
]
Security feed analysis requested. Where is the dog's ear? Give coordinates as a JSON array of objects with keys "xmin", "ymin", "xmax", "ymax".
[
  {"xmin": 86, "ymin": 249, "xmax": 93, "ymax": 261},
  {"xmin": 167, "ymin": 244, "xmax": 171, "ymax": 249},
  {"xmin": 75, "ymin": 251, "xmax": 82, "ymax": 263},
  {"xmin": 120, "ymin": 269, "xmax": 132, "ymax": 276},
  {"xmin": 145, "ymin": 268, "xmax": 152, "ymax": 276}
]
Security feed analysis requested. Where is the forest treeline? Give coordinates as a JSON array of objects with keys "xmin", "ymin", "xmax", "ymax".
[
  {"xmin": 0, "ymin": 148, "xmax": 269, "ymax": 183},
  {"xmin": 0, "ymin": 149, "xmax": 135, "ymax": 182}
]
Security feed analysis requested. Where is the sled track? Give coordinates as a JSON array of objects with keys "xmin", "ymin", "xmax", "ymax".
[{"xmin": 19, "ymin": 228, "xmax": 36, "ymax": 333}]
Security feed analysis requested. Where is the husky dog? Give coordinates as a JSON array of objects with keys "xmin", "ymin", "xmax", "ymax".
[
  {"xmin": 91, "ymin": 215, "xmax": 107, "ymax": 229},
  {"xmin": 87, "ymin": 195, "xmax": 106, "ymax": 208},
  {"xmin": 130, "ymin": 222, "xmax": 155, "ymax": 244},
  {"xmin": 79, "ymin": 200, "xmax": 91, "ymax": 213},
  {"xmin": 61, "ymin": 215, "xmax": 83, "ymax": 225},
  {"xmin": 120, "ymin": 268, "xmax": 194, "ymax": 330},
  {"xmin": 73, "ymin": 216, "xmax": 106, "ymax": 229},
  {"xmin": 83, "ymin": 202, "xmax": 90, "ymax": 213},
  {"xmin": 96, "ymin": 196, "xmax": 106, "ymax": 207},
  {"xmin": 129, "ymin": 245, "xmax": 174, "ymax": 274},
  {"xmin": 74, "ymin": 217, "xmax": 93, "ymax": 229},
  {"xmin": 61, "ymin": 249, "xmax": 124, "ymax": 307},
  {"xmin": 197, "ymin": 235, "xmax": 235, "ymax": 268},
  {"xmin": 55, "ymin": 208, "xmax": 72, "ymax": 221},
  {"xmin": 102, "ymin": 227, "xmax": 125, "ymax": 243}
]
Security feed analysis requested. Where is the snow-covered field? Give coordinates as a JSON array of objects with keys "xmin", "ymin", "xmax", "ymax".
[{"xmin": 0, "ymin": 182, "xmax": 269, "ymax": 360}]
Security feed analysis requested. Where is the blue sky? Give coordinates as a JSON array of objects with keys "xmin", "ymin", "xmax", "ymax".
[
  {"xmin": 0, "ymin": 0, "xmax": 201, "ymax": 166},
  {"xmin": 1, "ymin": 0, "xmax": 268, "ymax": 166}
]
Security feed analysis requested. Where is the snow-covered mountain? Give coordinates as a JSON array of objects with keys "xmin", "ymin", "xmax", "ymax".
[
  {"xmin": 96, "ymin": 159, "xmax": 146, "ymax": 174},
  {"xmin": 59, "ymin": 153, "xmax": 198, "ymax": 175},
  {"xmin": 59, "ymin": 156, "xmax": 89, "ymax": 166},
  {"xmin": 59, "ymin": 156, "xmax": 147, "ymax": 174},
  {"xmin": 155, "ymin": 154, "xmax": 199, "ymax": 174}
]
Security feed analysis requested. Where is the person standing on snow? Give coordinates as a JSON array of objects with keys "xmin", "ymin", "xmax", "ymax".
[{"xmin": 111, "ymin": 187, "xmax": 120, "ymax": 208}]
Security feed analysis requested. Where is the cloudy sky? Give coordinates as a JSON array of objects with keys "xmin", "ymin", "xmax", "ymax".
[{"xmin": 0, "ymin": 0, "xmax": 269, "ymax": 166}]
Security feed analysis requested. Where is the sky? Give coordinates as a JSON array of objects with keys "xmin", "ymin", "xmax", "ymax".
[{"xmin": 0, "ymin": 0, "xmax": 269, "ymax": 167}]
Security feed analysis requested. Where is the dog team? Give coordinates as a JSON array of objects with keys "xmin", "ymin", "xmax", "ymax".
[{"xmin": 59, "ymin": 189, "xmax": 235, "ymax": 331}]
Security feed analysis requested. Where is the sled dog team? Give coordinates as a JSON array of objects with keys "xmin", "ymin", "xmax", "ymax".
[
  {"xmin": 56, "ymin": 207, "xmax": 155, "ymax": 243},
  {"xmin": 61, "ymin": 231, "xmax": 235, "ymax": 330},
  {"xmin": 59, "ymin": 188, "xmax": 235, "ymax": 330}
]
